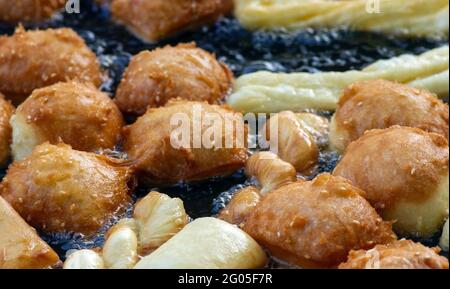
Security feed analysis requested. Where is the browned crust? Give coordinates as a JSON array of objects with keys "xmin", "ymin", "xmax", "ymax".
[
  {"xmin": 333, "ymin": 126, "xmax": 449, "ymax": 210},
  {"xmin": 339, "ymin": 239, "xmax": 449, "ymax": 269},
  {"xmin": 123, "ymin": 100, "xmax": 248, "ymax": 184},
  {"xmin": 0, "ymin": 26, "xmax": 102, "ymax": 105},
  {"xmin": 243, "ymin": 174, "xmax": 396, "ymax": 268},
  {"xmin": 111, "ymin": 0, "xmax": 234, "ymax": 42},
  {"xmin": 115, "ymin": 43, "xmax": 233, "ymax": 116},
  {"xmin": 0, "ymin": 0, "xmax": 66, "ymax": 23},
  {"xmin": 0, "ymin": 143, "xmax": 133, "ymax": 234},
  {"xmin": 333, "ymin": 79, "xmax": 449, "ymax": 149},
  {"xmin": 0, "ymin": 94, "xmax": 14, "ymax": 167},
  {"xmin": 17, "ymin": 81, "xmax": 124, "ymax": 152},
  {"xmin": 0, "ymin": 196, "xmax": 60, "ymax": 269}
]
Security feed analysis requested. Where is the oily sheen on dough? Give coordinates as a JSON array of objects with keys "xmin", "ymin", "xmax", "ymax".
[
  {"xmin": 235, "ymin": 0, "xmax": 449, "ymax": 38},
  {"xmin": 228, "ymin": 46, "xmax": 449, "ymax": 113}
]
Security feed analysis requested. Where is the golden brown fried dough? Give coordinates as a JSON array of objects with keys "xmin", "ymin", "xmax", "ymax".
[
  {"xmin": 115, "ymin": 43, "xmax": 233, "ymax": 116},
  {"xmin": 0, "ymin": 195, "xmax": 60, "ymax": 269},
  {"xmin": 333, "ymin": 126, "xmax": 449, "ymax": 238},
  {"xmin": 218, "ymin": 186, "xmax": 261, "ymax": 226},
  {"xmin": 0, "ymin": 143, "xmax": 133, "ymax": 235},
  {"xmin": 339, "ymin": 239, "xmax": 449, "ymax": 269},
  {"xmin": 111, "ymin": 0, "xmax": 233, "ymax": 42},
  {"xmin": 263, "ymin": 111, "xmax": 319, "ymax": 172},
  {"xmin": 11, "ymin": 82, "xmax": 124, "ymax": 161},
  {"xmin": 330, "ymin": 80, "xmax": 449, "ymax": 153},
  {"xmin": 245, "ymin": 151, "xmax": 296, "ymax": 195},
  {"xmin": 0, "ymin": 26, "xmax": 102, "ymax": 105},
  {"xmin": 0, "ymin": 94, "xmax": 14, "ymax": 167},
  {"xmin": 0, "ymin": 0, "xmax": 65, "ymax": 23},
  {"xmin": 243, "ymin": 173, "xmax": 396, "ymax": 268},
  {"xmin": 123, "ymin": 100, "xmax": 248, "ymax": 184}
]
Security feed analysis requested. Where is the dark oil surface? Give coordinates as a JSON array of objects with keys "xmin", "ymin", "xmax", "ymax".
[{"xmin": 0, "ymin": 0, "xmax": 447, "ymax": 259}]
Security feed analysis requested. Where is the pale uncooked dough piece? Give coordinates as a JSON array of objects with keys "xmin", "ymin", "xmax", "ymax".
[
  {"xmin": 63, "ymin": 250, "xmax": 105, "ymax": 269},
  {"xmin": 134, "ymin": 217, "xmax": 267, "ymax": 269},
  {"xmin": 235, "ymin": 0, "xmax": 449, "ymax": 38},
  {"xmin": 228, "ymin": 46, "xmax": 449, "ymax": 113},
  {"xmin": 102, "ymin": 219, "xmax": 139, "ymax": 269}
]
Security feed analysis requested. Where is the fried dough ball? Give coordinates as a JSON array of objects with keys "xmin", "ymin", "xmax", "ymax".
[
  {"xmin": 0, "ymin": 195, "xmax": 60, "ymax": 269},
  {"xmin": 0, "ymin": 27, "xmax": 102, "ymax": 105},
  {"xmin": 11, "ymin": 82, "xmax": 124, "ymax": 161},
  {"xmin": 0, "ymin": 0, "xmax": 65, "ymax": 23},
  {"xmin": 263, "ymin": 111, "xmax": 319, "ymax": 172},
  {"xmin": 330, "ymin": 80, "xmax": 449, "ymax": 153},
  {"xmin": 245, "ymin": 151, "xmax": 296, "ymax": 195},
  {"xmin": 0, "ymin": 143, "xmax": 133, "ymax": 235},
  {"xmin": 134, "ymin": 217, "xmax": 267, "ymax": 269},
  {"xmin": 123, "ymin": 100, "xmax": 248, "ymax": 184},
  {"xmin": 111, "ymin": 0, "xmax": 233, "ymax": 42},
  {"xmin": 333, "ymin": 126, "xmax": 449, "ymax": 238},
  {"xmin": 242, "ymin": 174, "xmax": 396, "ymax": 268},
  {"xmin": 339, "ymin": 239, "xmax": 449, "ymax": 269},
  {"xmin": 0, "ymin": 94, "xmax": 14, "ymax": 167},
  {"xmin": 218, "ymin": 186, "xmax": 261, "ymax": 226},
  {"xmin": 115, "ymin": 43, "xmax": 233, "ymax": 116}
]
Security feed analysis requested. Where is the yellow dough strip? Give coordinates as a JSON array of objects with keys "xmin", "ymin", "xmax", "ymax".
[
  {"xmin": 235, "ymin": 0, "xmax": 449, "ymax": 38},
  {"xmin": 228, "ymin": 46, "xmax": 449, "ymax": 113}
]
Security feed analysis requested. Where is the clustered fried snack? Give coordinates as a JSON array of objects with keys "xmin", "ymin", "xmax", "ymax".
[
  {"xmin": 0, "ymin": 26, "xmax": 102, "ymax": 105},
  {"xmin": 243, "ymin": 174, "xmax": 396, "ymax": 268},
  {"xmin": 64, "ymin": 194, "xmax": 267, "ymax": 269},
  {"xmin": 10, "ymin": 81, "xmax": 124, "ymax": 161},
  {"xmin": 124, "ymin": 100, "xmax": 248, "ymax": 184},
  {"xmin": 0, "ymin": 143, "xmax": 133, "ymax": 235},
  {"xmin": 0, "ymin": 94, "xmax": 14, "ymax": 167},
  {"xmin": 330, "ymin": 80, "xmax": 449, "ymax": 153},
  {"xmin": 334, "ymin": 126, "xmax": 449, "ymax": 238},
  {"xmin": 65, "ymin": 191, "xmax": 190, "ymax": 269},
  {"xmin": 339, "ymin": 239, "xmax": 449, "ymax": 269},
  {"xmin": 115, "ymin": 43, "xmax": 233, "ymax": 116},
  {"xmin": 134, "ymin": 217, "xmax": 267, "ymax": 269},
  {"xmin": 0, "ymin": 0, "xmax": 66, "ymax": 23},
  {"xmin": 111, "ymin": 0, "xmax": 233, "ymax": 42},
  {"xmin": 0, "ymin": 4, "xmax": 449, "ymax": 270}
]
